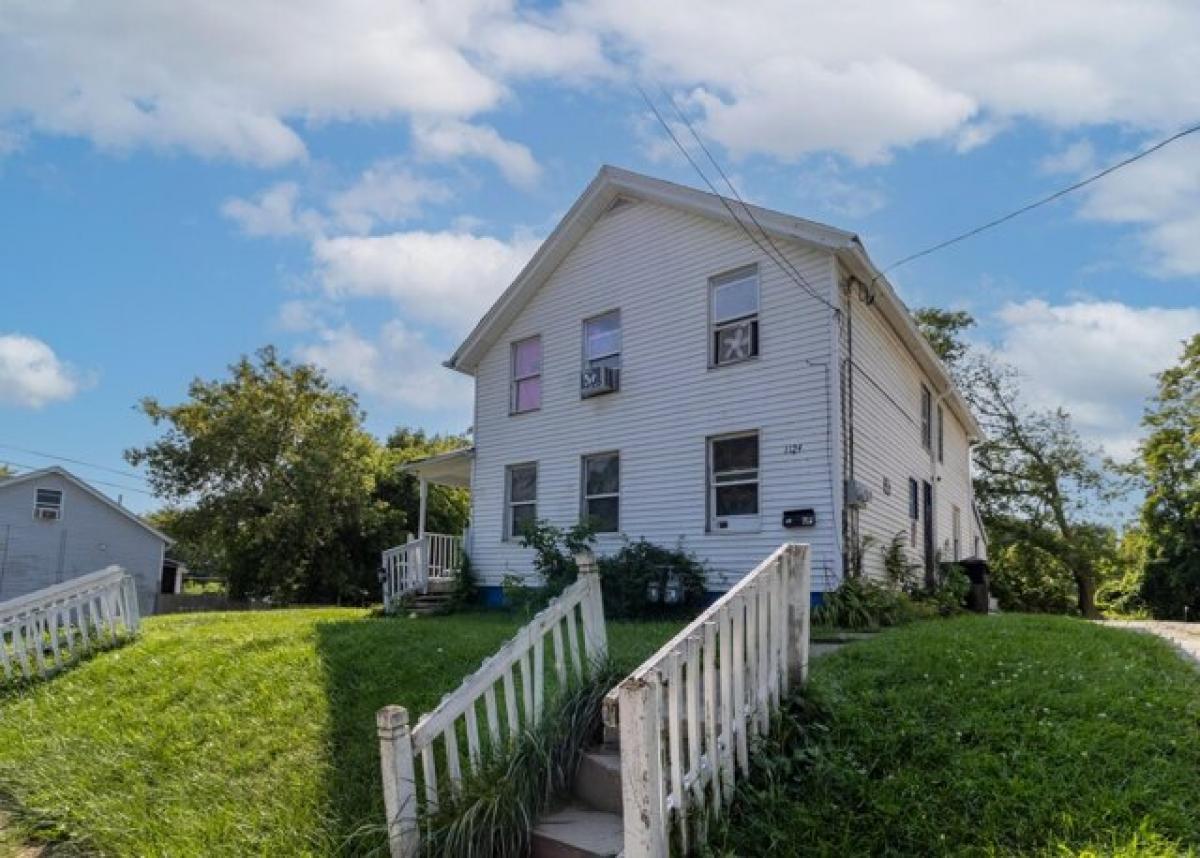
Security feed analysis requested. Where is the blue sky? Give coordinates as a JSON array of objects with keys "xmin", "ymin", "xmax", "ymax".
[{"xmin": 1, "ymin": 1, "xmax": 1198, "ymax": 513}]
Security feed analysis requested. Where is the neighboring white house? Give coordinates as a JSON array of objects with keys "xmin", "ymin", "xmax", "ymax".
[
  {"xmin": 0, "ymin": 466, "xmax": 173, "ymax": 614},
  {"xmin": 399, "ymin": 166, "xmax": 985, "ymax": 601}
]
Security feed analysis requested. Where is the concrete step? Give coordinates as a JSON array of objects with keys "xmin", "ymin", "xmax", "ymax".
[
  {"xmin": 530, "ymin": 804, "xmax": 623, "ymax": 858},
  {"xmin": 573, "ymin": 748, "xmax": 623, "ymax": 814}
]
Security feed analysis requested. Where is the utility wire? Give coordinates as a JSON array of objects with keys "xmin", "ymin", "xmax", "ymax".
[
  {"xmin": 1, "ymin": 459, "xmax": 156, "ymax": 498},
  {"xmin": 0, "ymin": 442, "xmax": 148, "ymax": 482},
  {"xmin": 655, "ymin": 85, "xmax": 838, "ymax": 313},
  {"xmin": 881, "ymin": 120, "xmax": 1200, "ymax": 275},
  {"xmin": 637, "ymin": 84, "xmax": 840, "ymax": 314}
]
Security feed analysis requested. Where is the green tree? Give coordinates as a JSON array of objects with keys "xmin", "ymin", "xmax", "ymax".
[
  {"xmin": 1137, "ymin": 334, "xmax": 1200, "ymax": 617},
  {"xmin": 913, "ymin": 307, "xmax": 975, "ymax": 367},
  {"xmin": 378, "ymin": 427, "xmax": 470, "ymax": 539},
  {"xmin": 0, "ymin": 464, "xmax": 12, "ymax": 479},
  {"xmin": 962, "ymin": 354, "xmax": 1116, "ymax": 617},
  {"xmin": 126, "ymin": 347, "xmax": 382, "ymax": 602}
]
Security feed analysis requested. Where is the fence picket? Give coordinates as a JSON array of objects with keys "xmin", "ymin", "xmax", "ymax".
[{"xmin": 606, "ymin": 544, "xmax": 812, "ymax": 857}]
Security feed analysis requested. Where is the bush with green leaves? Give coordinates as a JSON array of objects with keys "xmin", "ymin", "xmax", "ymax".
[
  {"xmin": 518, "ymin": 520, "xmax": 596, "ymax": 597},
  {"xmin": 988, "ymin": 541, "xmax": 1078, "ymax": 613},
  {"xmin": 596, "ymin": 538, "xmax": 708, "ymax": 620},
  {"xmin": 813, "ymin": 577, "xmax": 918, "ymax": 630}
]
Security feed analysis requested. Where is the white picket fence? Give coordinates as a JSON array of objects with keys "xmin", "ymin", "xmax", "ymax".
[
  {"xmin": 377, "ymin": 573, "xmax": 607, "ymax": 858},
  {"xmin": 381, "ymin": 532, "xmax": 463, "ymax": 610},
  {"xmin": 607, "ymin": 543, "xmax": 811, "ymax": 857},
  {"xmin": 0, "ymin": 565, "xmax": 141, "ymax": 682}
]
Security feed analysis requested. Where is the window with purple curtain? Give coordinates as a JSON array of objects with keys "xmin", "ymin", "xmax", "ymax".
[{"xmin": 511, "ymin": 336, "xmax": 542, "ymax": 413}]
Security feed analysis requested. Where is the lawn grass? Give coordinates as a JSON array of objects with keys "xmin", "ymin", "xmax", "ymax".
[
  {"xmin": 709, "ymin": 614, "xmax": 1200, "ymax": 857},
  {"xmin": 0, "ymin": 608, "xmax": 681, "ymax": 857}
]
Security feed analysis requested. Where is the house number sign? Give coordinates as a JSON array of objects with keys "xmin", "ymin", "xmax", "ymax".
[{"xmin": 782, "ymin": 443, "xmax": 804, "ymax": 455}]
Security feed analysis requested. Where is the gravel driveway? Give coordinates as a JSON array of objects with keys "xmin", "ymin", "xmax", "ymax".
[{"xmin": 1107, "ymin": 621, "xmax": 1200, "ymax": 665}]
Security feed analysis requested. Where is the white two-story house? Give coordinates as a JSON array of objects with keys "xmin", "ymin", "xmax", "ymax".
[{"xmin": 392, "ymin": 166, "xmax": 985, "ymax": 604}]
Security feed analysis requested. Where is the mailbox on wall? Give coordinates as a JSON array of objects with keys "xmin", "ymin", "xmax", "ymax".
[{"xmin": 782, "ymin": 508, "xmax": 816, "ymax": 528}]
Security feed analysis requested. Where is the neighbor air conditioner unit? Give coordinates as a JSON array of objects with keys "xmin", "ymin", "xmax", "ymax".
[
  {"xmin": 845, "ymin": 479, "xmax": 873, "ymax": 508},
  {"xmin": 34, "ymin": 507, "xmax": 61, "ymax": 521},
  {"xmin": 581, "ymin": 366, "xmax": 620, "ymax": 398}
]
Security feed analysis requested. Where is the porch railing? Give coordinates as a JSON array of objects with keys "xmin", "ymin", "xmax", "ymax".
[
  {"xmin": 1, "ymin": 565, "xmax": 141, "ymax": 682},
  {"xmin": 381, "ymin": 532, "xmax": 463, "ymax": 609},
  {"xmin": 605, "ymin": 543, "xmax": 811, "ymax": 857},
  {"xmin": 377, "ymin": 573, "xmax": 607, "ymax": 857}
]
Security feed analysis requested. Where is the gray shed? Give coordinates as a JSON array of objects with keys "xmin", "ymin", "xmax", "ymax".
[{"xmin": 0, "ymin": 466, "xmax": 171, "ymax": 614}]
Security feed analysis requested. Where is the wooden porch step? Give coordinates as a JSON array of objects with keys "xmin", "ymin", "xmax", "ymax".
[{"xmin": 530, "ymin": 804, "xmax": 623, "ymax": 858}]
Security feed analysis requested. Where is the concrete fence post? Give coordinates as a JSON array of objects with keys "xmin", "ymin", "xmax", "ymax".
[{"xmin": 377, "ymin": 705, "xmax": 419, "ymax": 858}]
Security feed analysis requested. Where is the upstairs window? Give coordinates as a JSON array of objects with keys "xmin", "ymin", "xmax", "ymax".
[
  {"xmin": 581, "ymin": 452, "xmax": 620, "ymax": 533},
  {"xmin": 583, "ymin": 311, "xmax": 621, "ymax": 370},
  {"xmin": 506, "ymin": 463, "xmax": 537, "ymax": 539},
  {"xmin": 709, "ymin": 431, "xmax": 760, "ymax": 531},
  {"xmin": 511, "ymin": 336, "xmax": 542, "ymax": 414},
  {"xmin": 710, "ymin": 266, "xmax": 759, "ymax": 366},
  {"xmin": 920, "ymin": 385, "xmax": 933, "ymax": 450},
  {"xmin": 34, "ymin": 488, "xmax": 63, "ymax": 521}
]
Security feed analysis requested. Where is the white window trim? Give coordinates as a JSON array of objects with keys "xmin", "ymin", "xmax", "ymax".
[
  {"xmin": 581, "ymin": 451, "xmax": 620, "ymax": 533},
  {"xmin": 33, "ymin": 487, "xmax": 64, "ymax": 521},
  {"xmin": 510, "ymin": 336, "xmax": 542, "ymax": 415},
  {"xmin": 709, "ymin": 265, "xmax": 760, "ymax": 368},
  {"xmin": 582, "ymin": 310, "xmax": 622, "ymax": 369},
  {"xmin": 504, "ymin": 462, "xmax": 538, "ymax": 541},
  {"xmin": 707, "ymin": 430, "xmax": 761, "ymax": 533}
]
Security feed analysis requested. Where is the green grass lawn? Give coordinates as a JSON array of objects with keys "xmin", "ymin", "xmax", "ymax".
[
  {"xmin": 0, "ymin": 608, "xmax": 680, "ymax": 858},
  {"xmin": 710, "ymin": 614, "xmax": 1200, "ymax": 857}
]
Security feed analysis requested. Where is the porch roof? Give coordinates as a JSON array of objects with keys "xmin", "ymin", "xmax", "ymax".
[{"xmin": 399, "ymin": 447, "xmax": 474, "ymax": 488}]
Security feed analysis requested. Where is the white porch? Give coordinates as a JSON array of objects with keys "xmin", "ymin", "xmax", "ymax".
[{"xmin": 380, "ymin": 447, "xmax": 473, "ymax": 610}]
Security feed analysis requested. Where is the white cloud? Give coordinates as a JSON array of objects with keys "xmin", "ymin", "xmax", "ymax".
[
  {"xmin": 328, "ymin": 161, "xmax": 451, "ymax": 234},
  {"xmin": 412, "ymin": 119, "xmax": 542, "ymax": 189},
  {"xmin": 221, "ymin": 182, "xmax": 321, "ymax": 238},
  {"xmin": 1072, "ymin": 136, "xmax": 1200, "ymax": 276},
  {"xmin": 295, "ymin": 322, "xmax": 472, "ymax": 412},
  {"xmin": 1040, "ymin": 140, "xmax": 1096, "ymax": 175},
  {"xmin": 0, "ymin": 334, "xmax": 85, "ymax": 408},
  {"xmin": 571, "ymin": 0, "xmax": 1200, "ymax": 162},
  {"xmin": 0, "ymin": 0, "xmax": 591, "ymax": 165},
  {"xmin": 313, "ymin": 230, "xmax": 539, "ymax": 331},
  {"xmin": 993, "ymin": 299, "xmax": 1200, "ymax": 459}
]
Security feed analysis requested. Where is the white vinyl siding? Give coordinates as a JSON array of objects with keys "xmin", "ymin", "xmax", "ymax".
[
  {"xmin": 469, "ymin": 198, "xmax": 840, "ymax": 592},
  {"xmin": 0, "ymin": 473, "xmax": 166, "ymax": 613},
  {"xmin": 840, "ymin": 272, "xmax": 984, "ymax": 582}
]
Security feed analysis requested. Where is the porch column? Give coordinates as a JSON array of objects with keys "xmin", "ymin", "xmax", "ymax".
[{"xmin": 417, "ymin": 477, "xmax": 428, "ymax": 539}]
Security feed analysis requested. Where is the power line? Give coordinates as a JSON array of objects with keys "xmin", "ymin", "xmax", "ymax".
[
  {"xmin": 636, "ymin": 84, "xmax": 840, "ymax": 315},
  {"xmin": 0, "ymin": 459, "xmax": 157, "ymax": 498},
  {"xmin": 0, "ymin": 441, "xmax": 148, "ymax": 482},
  {"xmin": 882, "ymin": 120, "xmax": 1200, "ymax": 275},
  {"xmin": 654, "ymin": 85, "xmax": 839, "ymax": 314}
]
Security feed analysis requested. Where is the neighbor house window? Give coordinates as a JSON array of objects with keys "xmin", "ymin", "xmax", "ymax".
[
  {"xmin": 710, "ymin": 266, "xmax": 759, "ymax": 366},
  {"xmin": 908, "ymin": 478, "xmax": 919, "ymax": 520},
  {"xmin": 937, "ymin": 403, "xmax": 945, "ymax": 463},
  {"xmin": 34, "ymin": 488, "xmax": 63, "ymax": 520},
  {"xmin": 505, "ymin": 463, "xmax": 537, "ymax": 539},
  {"xmin": 920, "ymin": 385, "xmax": 933, "ymax": 450},
  {"xmin": 709, "ymin": 432, "xmax": 760, "ymax": 531},
  {"xmin": 511, "ymin": 336, "xmax": 542, "ymax": 413},
  {"xmin": 581, "ymin": 452, "xmax": 620, "ymax": 533},
  {"xmin": 583, "ymin": 311, "xmax": 621, "ymax": 370}
]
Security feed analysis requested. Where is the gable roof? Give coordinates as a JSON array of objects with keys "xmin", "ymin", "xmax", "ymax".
[
  {"xmin": 447, "ymin": 165, "xmax": 982, "ymax": 440},
  {"xmin": 0, "ymin": 466, "xmax": 173, "ymax": 544}
]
